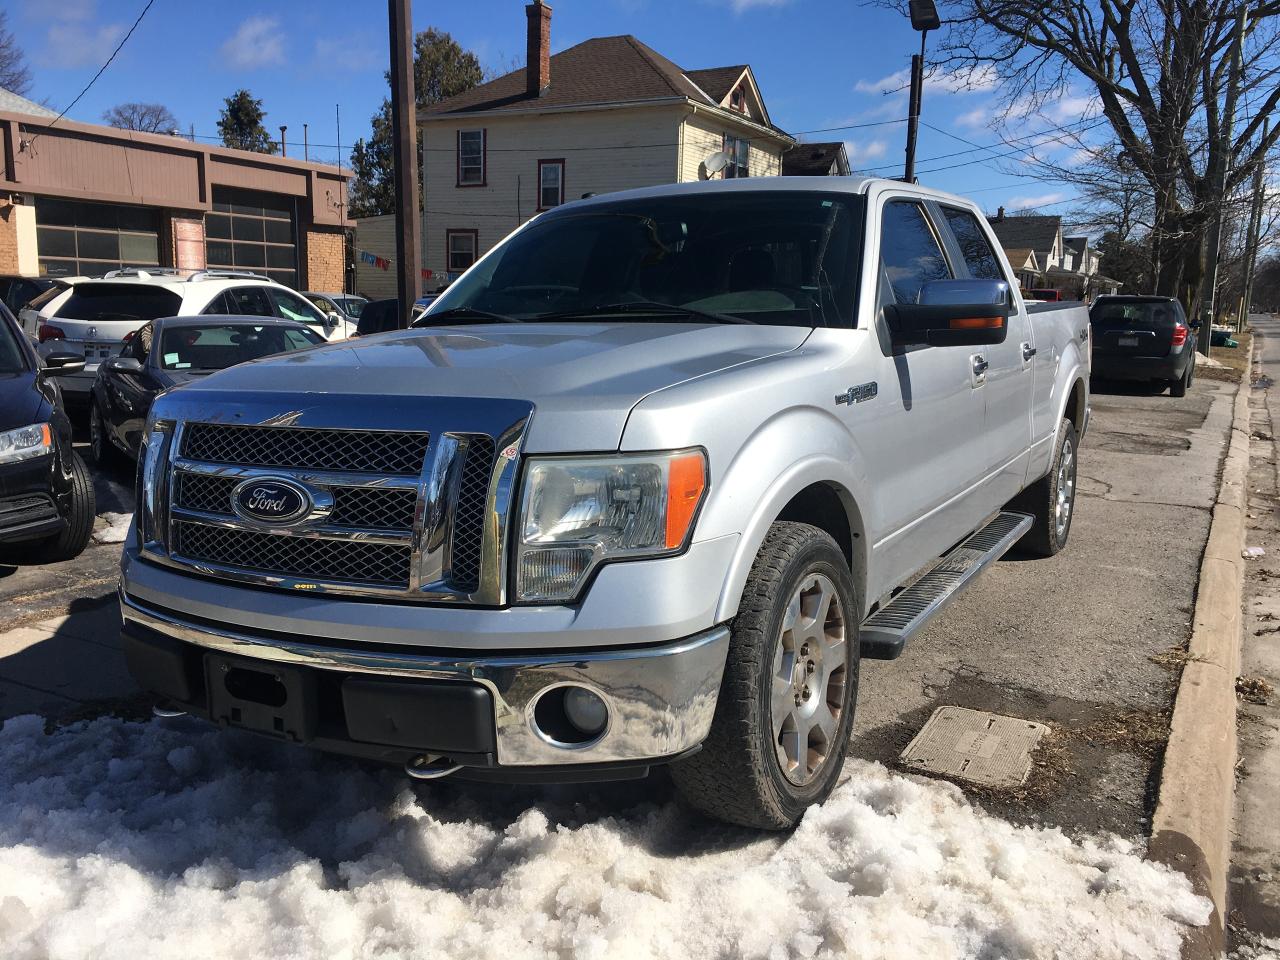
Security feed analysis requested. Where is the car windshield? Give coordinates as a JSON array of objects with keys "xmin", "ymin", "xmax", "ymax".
[
  {"xmin": 0, "ymin": 311, "xmax": 25, "ymax": 373},
  {"xmin": 423, "ymin": 192, "xmax": 865, "ymax": 328},
  {"xmin": 1091, "ymin": 300, "xmax": 1179, "ymax": 328},
  {"xmin": 338, "ymin": 296, "xmax": 366, "ymax": 318},
  {"xmin": 157, "ymin": 324, "xmax": 323, "ymax": 371},
  {"xmin": 57, "ymin": 284, "xmax": 182, "ymax": 323}
]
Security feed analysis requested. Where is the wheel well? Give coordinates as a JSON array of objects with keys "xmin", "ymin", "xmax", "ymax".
[
  {"xmin": 1065, "ymin": 378, "xmax": 1086, "ymax": 429},
  {"xmin": 776, "ymin": 482, "xmax": 865, "ymax": 603}
]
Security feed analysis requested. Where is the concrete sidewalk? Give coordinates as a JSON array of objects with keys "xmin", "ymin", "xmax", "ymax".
[{"xmin": 0, "ymin": 600, "xmax": 140, "ymax": 721}]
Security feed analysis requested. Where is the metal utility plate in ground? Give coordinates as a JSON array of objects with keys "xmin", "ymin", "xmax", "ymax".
[{"xmin": 899, "ymin": 706, "xmax": 1049, "ymax": 788}]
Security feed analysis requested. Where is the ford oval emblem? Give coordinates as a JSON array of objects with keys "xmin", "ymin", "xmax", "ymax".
[{"xmin": 230, "ymin": 477, "xmax": 312, "ymax": 525}]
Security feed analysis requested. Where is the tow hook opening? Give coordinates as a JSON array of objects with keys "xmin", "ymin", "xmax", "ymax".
[
  {"xmin": 223, "ymin": 667, "xmax": 288, "ymax": 707},
  {"xmin": 405, "ymin": 755, "xmax": 463, "ymax": 780},
  {"xmin": 531, "ymin": 685, "xmax": 610, "ymax": 747}
]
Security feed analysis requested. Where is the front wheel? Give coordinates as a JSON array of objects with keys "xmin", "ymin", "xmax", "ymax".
[
  {"xmin": 1011, "ymin": 417, "xmax": 1078, "ymax": 558},
  {"xmin": 671, "ymin": 521, "xmax": 859, "ymax": 829},
  {"xmin": 28, "ymin": 452, "xmax": 96, "ymax": 563}
]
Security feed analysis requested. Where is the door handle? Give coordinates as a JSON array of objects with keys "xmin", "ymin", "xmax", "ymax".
[
  {"xmin": 972, "ymin": 356, "xmax": 989, "ymax": 377},
  {"xmin": 1022, "ymin": 342, "xmax": 1037, "ymax": 361}
]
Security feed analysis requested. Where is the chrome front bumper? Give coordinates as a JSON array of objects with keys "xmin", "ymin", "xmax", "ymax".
[{"xmin": 120, "ymin": 591, "xmax": 730, "ymax": 768}]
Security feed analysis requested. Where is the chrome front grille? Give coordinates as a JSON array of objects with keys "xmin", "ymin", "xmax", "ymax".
[
  {"xmin": 181, "ymin": 423, "xmax": 430, "ymax": 475},
  {"xmin": 148, "ymin": 397, "xmax": 532, "ymax": 605},
  {"xmin": 173, "ymin": 521, "xmax": 413, "ymax": 588}
]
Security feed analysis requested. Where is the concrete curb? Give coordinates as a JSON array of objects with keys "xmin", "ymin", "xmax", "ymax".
[{"xmin": 1149, "ymin": 357, "xmax": 1253, "ymax": 959}]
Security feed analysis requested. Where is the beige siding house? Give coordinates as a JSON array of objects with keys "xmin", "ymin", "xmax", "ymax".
[{"xmin": 420, "ymin": 1, "xmax": 794, "ymax": 285}]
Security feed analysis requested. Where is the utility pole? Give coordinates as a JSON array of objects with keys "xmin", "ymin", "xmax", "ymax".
[
  {"xmin": 1200, "ymin": 4, "xmax": 1248, "ymax": 356},
  {"xmin": 303, "ymin": 123, "xmax": 310, "ymax": 162},
  {"xmin": 1241, "ymin": 118, "xmax": 1269, "ymax": 328},
  {"xmin": 903, "ymin": 1, "xmax": 939, "ymax": 183},
  {"xmin": 279, "ymin": 125, "xmax": 287, "ymax": 158},
  {"xmin": 388, "ymin": 0, "xmax": 422, "ymax": 327}
]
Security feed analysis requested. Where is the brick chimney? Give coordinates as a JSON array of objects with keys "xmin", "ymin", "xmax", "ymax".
[
  {"xmin": 996, "ymin": 206, "xmax": 1005, "ymax": 221},
  {"xmin": 526, "ymin": 1, "xmax": 552, "ymax": 96}
]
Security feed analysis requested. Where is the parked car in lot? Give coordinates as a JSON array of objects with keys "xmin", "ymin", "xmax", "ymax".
[
  {"xmin": 0, "ymin": 275, "xmax": 57, "ymax": 317},
  {"xmin": 18, "ymin": 277, "xmax": 89, "ymax": 339},
  {"xmin": 0, "ymin": 304, "xmax": 96, "ymax": 563},
  {"xmin": 303, "ymin": 292, "xmax": 368, "ymax": 323},
  {"xmin": 89, "ymin": 316, "xmax": 326, "ymax": 465},
  {"xmin": 33, "ymin": 269, "xmax": 354, "ymax": 410},
  {"xmin": 119, "ymin": 177, "xmax": 1091, "ymax": 829},
  {"xmin": 1089, "ymin": 294, "xmax": 1197, "ymax": 397}
]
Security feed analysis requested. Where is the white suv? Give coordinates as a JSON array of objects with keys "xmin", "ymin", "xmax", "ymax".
[{"xmin": 33, "ymin": 269, "xmax": 354, "ymax": 404}]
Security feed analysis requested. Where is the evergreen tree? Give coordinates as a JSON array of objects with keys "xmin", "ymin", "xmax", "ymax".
[{"xmin": 217, "ymin": 89, "xmax": 277, "ymax": 154}]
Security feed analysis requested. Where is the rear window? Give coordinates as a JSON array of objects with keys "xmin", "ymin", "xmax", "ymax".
[
  {"xmin": 1090, "ymin": 301, "xmax": 1181, "ymax": 328},
  {"xmin": 56, "ymin": 283, "xmax": 181, "ymax": 323}
]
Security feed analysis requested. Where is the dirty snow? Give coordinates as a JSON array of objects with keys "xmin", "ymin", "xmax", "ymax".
[
  {"xmin": 0, "ymin": 714, "xmax": 1208, "ymax": 960},
  {"xmin": 91, "ymin": 512, "xmax": 132, "ymax": 545}
]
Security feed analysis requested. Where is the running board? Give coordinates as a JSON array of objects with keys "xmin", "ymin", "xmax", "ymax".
[{"xmin": 859, "ymin": 511, "xmax": 1033, "ymax": 660}]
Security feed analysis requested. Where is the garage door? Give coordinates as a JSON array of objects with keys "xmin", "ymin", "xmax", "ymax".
[
  {"xmin": 35, "ymin": 198, "xmax": 161, "ymax": 278},
  {"xmin": 205, "ymin": 187, "xmax": 298, "ymax": 289}
]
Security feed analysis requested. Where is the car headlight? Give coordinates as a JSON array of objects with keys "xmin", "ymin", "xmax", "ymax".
[
  {"xmin": 0, "ymin": 423, "xmax": 53, "ymax": 464},
  {"xmin": 516, "ymin": 449, "xmax": 707, "ymax": 602}
]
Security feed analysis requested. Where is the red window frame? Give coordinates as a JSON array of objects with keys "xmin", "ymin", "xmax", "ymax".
[
  {"xmin": 456, "ymin": 129, "xmax": 486, "ymax": 187},
  {"xmin": 537, "ymin": 158, "xmax": 565, "ymax": 210},
  {"xmin": 445, "ymin": 229, "xmax": 479, "ymax": 273}
]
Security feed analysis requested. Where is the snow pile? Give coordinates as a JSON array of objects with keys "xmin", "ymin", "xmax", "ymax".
[
  {"xmin": 0, "ymin": 714, "xmax": 1208, "ymax": 960},
  {"xmin": 91, "ymin": 512, "xmax": 132, "ymax": 545}
]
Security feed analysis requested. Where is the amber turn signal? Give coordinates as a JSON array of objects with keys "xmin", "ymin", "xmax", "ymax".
[
  {"xmin": 949, "ymin": 316, "xmax": 1004, "ymax": 330},
  {"xmin": 665, "ymin": 453, "xmax": 707, "ymax": 549}
]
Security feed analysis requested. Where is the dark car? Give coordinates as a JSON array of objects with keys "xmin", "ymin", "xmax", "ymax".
[
  {"xmin": 0, "ymin": 275, "xmax": 56, "ymax": 316},
  {"xmin": 0, "ymin": 302, "xmax": 96, "ymax": 563},
  {"xmin": 89, "ymin": 315, "xmax": 326, "ymax": 463},
  {"xmin": 1089, "ymin": 295, "xmax": 1199, "ymax": 397}
]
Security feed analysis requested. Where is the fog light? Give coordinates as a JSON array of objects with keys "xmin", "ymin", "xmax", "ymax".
[{"xmin": 563, "ymin": 686, "xmax": 608, "ymax": 736}]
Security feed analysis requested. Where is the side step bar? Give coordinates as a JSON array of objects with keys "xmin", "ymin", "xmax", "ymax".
[{"xmin": 859, "ymin": 511, "xmax": 1033, "ymax": 660}]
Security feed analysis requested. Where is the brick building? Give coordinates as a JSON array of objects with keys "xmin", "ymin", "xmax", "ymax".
[{"xmin": 0, "ymin": 88, "xmax": 349, "ymax": 290}]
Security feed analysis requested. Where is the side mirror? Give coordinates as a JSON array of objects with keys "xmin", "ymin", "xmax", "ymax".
[
  {"xmin": 884, "ymin": 278, "xmax": 1011, "ymax": 347},
  {"xmin": 39, "ymin": 350, "xmax": 86, "ymax": 378},
  {"xmin": 324, "ymin": 311, "xmax": 341, "ymax": 333},
  {"xmin": 1188, "ymin": 318, "xmax": 1202, "ymax": 329},
  {"xmin": 103, "ymin": 356, "xmax": 143, "ymax": 374}
]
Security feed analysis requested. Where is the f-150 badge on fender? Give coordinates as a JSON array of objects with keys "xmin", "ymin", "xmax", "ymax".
[{"xmin": 835, "ymin": 382, "xmax": 878, "ymax": 406}]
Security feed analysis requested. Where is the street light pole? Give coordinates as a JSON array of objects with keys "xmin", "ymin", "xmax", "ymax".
[
  {"xmin": 388, "ymin": 0, "xmax": 422, "ymax": 328},
  {"xmin": 903, "ymin": 0, "xmax": 939, "ymax": 183}
]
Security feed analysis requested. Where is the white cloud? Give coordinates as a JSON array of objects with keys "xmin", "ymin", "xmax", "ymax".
[
  {"xmin": 855, "ymin": 64, "xmax": 997, "ymax": 97},
  {"xmin": 855, "ymin": 69, "xmax": 910, "ymax": 96},
  {"xmin": 220, "ymin": 16, "xmax": 285, "ymax": 70},
  {"xmin": 1007, "ymin": 192, "xmax": 1067, "ymax": 210},
  {"xmin": 40, "ymin": 21, "xmax": 124, "ymax": 69},
  {"xmin": 314, "ymin": 36, "xmax": 381, "ymax": 73},
  {"xmin": 20, "ymin": 0, "xmax": 95, "ymax": 21},
  {"xmin": 956, "ymin": 105, "xmax": 991, "ymax": 129},
  {"xmin": 1047, "ymin": 94, "xmax": 1094, "ymax": 122},
  {"xmin": 844, "ymin": 139, "xmax": 889, "ymax": 165}
]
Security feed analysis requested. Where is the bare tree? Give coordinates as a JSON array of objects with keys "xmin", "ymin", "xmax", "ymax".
[
  {"xmin": 922, "ymin": 0, "xmax": 1280, "ymax": 309},
  {"xmin": 0, "ymin": 11, "xmax": 32, "ymax": 96},
  {"xmin": 102, "ymin": 102, "xmax": 180, "ymax": 133}
]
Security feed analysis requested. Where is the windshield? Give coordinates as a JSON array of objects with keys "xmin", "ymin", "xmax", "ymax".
[
  {"xmin": 57, "ymin": 284, "xmax": 182, "ymax": 323},
  {"xmin": 338, "ymin": 296, "xmax": 366, "ymax": 318},
  {"xmin": 0, "ymin": 309, "xmax": 25, "ymax": 373},
  {"xmin": 424, "ymin": 192, "xmax": 865, "ymax": 328},
  {"xmin": 157, "ymin": 323, "xmax": 323, "ymax": 371}
]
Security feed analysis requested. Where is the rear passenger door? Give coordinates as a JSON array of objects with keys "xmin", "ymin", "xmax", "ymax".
[{"xmin": 936, "ymin": 204, "xmax": 1033, "ymax": 504}]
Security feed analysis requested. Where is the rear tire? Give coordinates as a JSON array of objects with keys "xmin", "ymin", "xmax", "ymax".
[
  {"xmin": 1170, "ymin": 361, "xmax": 1191, "ymax": 398},
  {"xmin": 1011, "ymin": 417, "xmax": 1078, "ymax": 558},
  {"xmin": 28, "ymin": 452, "xmax": 96, "ymax": 563},
  {"xmin": 88, "ymin": 400, "xmax": 117, "ymax": 468},
  {"xmin": 671, "ymin": 521, "xmax": 859, "ymax": 829}
]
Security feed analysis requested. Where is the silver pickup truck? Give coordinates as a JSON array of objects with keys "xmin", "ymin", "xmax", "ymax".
[{"xmin": 120, "ymin": 178, "xmax": 1090, "ymax": 828}]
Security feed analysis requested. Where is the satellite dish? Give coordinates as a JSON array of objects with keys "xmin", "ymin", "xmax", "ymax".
[{"xmin": 704, "ymin": 150, "xmax": 730, "ymax": 175}]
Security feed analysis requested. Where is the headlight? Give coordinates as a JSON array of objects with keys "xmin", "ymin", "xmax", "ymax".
[
  {"xmin": 0, "ymin": 423, "xmax": 53, "ymax": 464},
  {"xmin": 516, "ymin": 449, "xmax": 707, "ymax": 602}
]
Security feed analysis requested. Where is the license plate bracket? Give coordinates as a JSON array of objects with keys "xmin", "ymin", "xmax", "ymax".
[
  {"xmin": 1118, "ymin": 336, "xmax": 1140, "ymax": 347},
  {"xmin": 204, "ymin": 653, "xmax": 317, "ymax": 742}
]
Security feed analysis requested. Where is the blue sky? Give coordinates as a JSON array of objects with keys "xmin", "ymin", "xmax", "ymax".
[{"xmin": 11, "ymin": 0, "xmax": 1096, "ymax": 218}]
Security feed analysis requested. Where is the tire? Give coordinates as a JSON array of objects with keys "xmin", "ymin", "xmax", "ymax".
[
  {"xmin": 1170, "ymin": 361, "xmax": 1191, "ymax": 398},
  {"xmin": 88, "ymin": 400, "xmax": 117, "ymax": 468},
  {"xmin": 29, "ymin": 452, "xmax": 96, "ymax": 563},
  {"xmin": 671, "ymin": 521, "xmax": 859, "ymax": 829},
  {"xmin": 1011, "ymin": 417, "xmax": 1078, "ymax": 558}
]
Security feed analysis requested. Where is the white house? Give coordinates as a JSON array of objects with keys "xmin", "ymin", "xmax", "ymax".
[{"xmin": 419, "ymin": 1, "xmax": 795, "ymax": 285}]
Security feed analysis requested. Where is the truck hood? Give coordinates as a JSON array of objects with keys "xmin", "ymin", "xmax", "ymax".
[{"xmin": 171, "ymin": 322, "xmax": 810, "ymax": 452}]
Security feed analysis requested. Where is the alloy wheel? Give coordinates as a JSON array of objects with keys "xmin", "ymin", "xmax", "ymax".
[
  {"xmin": 1054, "ymin": 434, "xmax": 1076, "ymax": 541},
  {"xmin": 770, "ymin": 573, "xmax": 848, "ymax": 785}
]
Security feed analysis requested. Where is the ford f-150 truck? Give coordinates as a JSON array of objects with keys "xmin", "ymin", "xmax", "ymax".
[{"xmin": 119, "ymin": 177, "xmax": 1090, "ymax": 829}]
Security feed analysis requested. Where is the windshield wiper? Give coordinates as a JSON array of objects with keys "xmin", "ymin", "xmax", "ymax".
[
  {"xmin": 531, "ymin": 301, "xmax": 756, "ymax": 325},
  {"xmin": 411, "ymin": 306, "xmax": 522, "ymax": 326}
]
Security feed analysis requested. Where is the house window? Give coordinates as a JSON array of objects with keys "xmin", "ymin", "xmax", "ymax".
[
  {"xmin": 538, "ymin": 159, "xmax": 565, "ymax": 209},
  {"xmin": 457, "ymin": 130, "xmax": 486, "ymax": 186},
  {"xmin": 724, "ymin": 135, "xmax": 750, "ymax": 178},
  {"xmin": 730, "ymin": 87, "xmax": 744, "ymax": 112},
  {"xmin": 447, "ymin": 230, "xmax": 478, "ymax": 274}
]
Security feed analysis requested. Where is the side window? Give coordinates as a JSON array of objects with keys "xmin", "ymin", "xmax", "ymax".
[
  {"xmin": 282, "ymin": 328, "xmax": 323, "ymax": 350},
  {"xmin": 270, "ymin": 288, "xmax": 323, "ymax": 325},
  {"xmin": 201, "ymin": 291, "xmax": 230, "ymax": 315},
  {"xmin": 310, "ymin": 295, "xmax": 336, "ymax": 315},
  {"xmin": 879, "ymin": 200, "xmax": 953, "ymax": 304},
  {"xmin": 126, "ymin": 322, "xmax": 153, "ymax": 361},
  {"xmin": 940, "ymin": 207, "xmax": 1005, "ymax": 281},
  {"xmin": 223, "ymin": 286, "xmax": 274, "ymax": 317}
]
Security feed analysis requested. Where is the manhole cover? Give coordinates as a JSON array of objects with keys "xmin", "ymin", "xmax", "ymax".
[{"xmin": 899, "ymin": 706, "xmax": 1049, "ymax": 788}]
